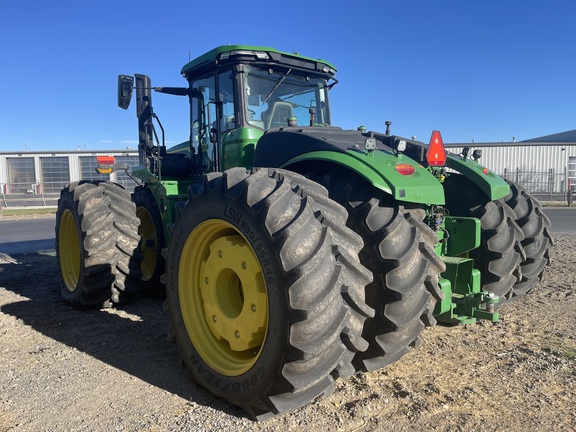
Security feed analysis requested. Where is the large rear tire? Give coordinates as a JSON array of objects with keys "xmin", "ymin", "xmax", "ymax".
[
  {"xmin": 503, "ymin": 179, "xmax": 553, "ymax": 300},
  {"xmin": 443, "ymin": 174, "xmax": 523, "ymax": 303},
  {"xmin": 163, "ymin": 168, "xmax": 372, "ymax": 419},
  {"xmin": 307, "ymin": 168, "xmax": 444, "ymax": 373},
  {"xmin": 56, "ymin": 180, "xmax": 141, "ymax": 307},
  {"xmin": 132, "ymin": 185, "xmax": 166, "ymax": 296}
]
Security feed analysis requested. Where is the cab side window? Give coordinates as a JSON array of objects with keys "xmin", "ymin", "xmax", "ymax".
[
  {"xmin": 191, "ymin": 76, "xmax": 216, "ymax": 171},
  {"xmin": 218, "ymin": 71, "xmax": 236, "ymax": 133}
]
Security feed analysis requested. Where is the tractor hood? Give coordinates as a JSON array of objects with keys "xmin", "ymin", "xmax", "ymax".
[
  {"xmin": 255, "ymin": 127, "xmax": 375, "ymax": 165},
  {"xmin": 254, "ymin": 127, "xmax": 446, "ymax": 205}
]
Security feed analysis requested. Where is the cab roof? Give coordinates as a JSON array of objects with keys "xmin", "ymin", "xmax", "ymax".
[{"xmin": 180, "ymin": 45, "xmax": 337, "ymax": 80}]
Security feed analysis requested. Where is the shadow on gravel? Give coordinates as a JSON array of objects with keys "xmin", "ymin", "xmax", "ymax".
[{"xmin": 0, "ymin": 252, "xmax": 245, "ymax": 419}]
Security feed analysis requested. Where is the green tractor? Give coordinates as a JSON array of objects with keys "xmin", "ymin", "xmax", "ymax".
[{"xmin": 55, "ymin": 45, "xmax": 553, "ymax": 419}]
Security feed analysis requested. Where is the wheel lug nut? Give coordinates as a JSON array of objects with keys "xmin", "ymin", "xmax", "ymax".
[
  {"xmin": 251, "ymin": 304, "xmax": 256, "ymax": 312},
  {"xmin": 204, "ymin": 277, "xmax": 209, "ymax": 285},
  {"xmin": 242, "ymin": 262, "xmax": 247, "ymax": 270},
  {"xmin": 235, "ymin": 331, "xmax": 240, "ymax": 338},
  {"xmin": 218, "ymin": 250, "xmax": 223, "ymax": 258},
  {"xmin": 212, "ymin": 315, "xmax": 217, "ymax": 322}
]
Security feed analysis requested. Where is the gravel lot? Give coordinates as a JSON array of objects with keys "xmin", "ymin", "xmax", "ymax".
[{"xmin": 0, "ymin": 232, "xmax": 574, "ymax": 431}]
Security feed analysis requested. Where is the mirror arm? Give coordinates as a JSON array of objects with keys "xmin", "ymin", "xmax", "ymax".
[{"xmin": 153, "ymin": 86, "xmax": 189, "ymax": 96}]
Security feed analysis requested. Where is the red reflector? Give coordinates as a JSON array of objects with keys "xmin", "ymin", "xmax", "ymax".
[
  {"xmin": 426, "ymin": 130, "xmax": 446, "ymax": 167},
  {"xmin": 482, "ymin": 167, "xmax": 490, "ymax": 175},
  {"xmin": 97, "ymin": 156, "xmax": 115, "ymax": 165},
  {"xmin": 394, "ymin": 163, "xmax": 416, "ymax": 175}
]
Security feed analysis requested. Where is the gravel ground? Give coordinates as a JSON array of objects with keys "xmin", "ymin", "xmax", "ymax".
[{"xmin": 0, "ymin": 233, "xmax": 574, "ymax": 432}]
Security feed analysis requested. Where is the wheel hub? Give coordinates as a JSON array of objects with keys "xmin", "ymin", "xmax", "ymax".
[
  {"xmin": 179, "ymin": 219, "xmax": 268, "ymax": 376},
  {"xmin": 200, "ymin": 235, "xmax": 266, "ymax": 351}
]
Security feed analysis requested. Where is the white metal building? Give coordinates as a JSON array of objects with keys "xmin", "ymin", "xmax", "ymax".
[
  {"xmin": 446, "ymin": 129, "xmax": 576, "ymax": 199},
  {"xmin": 0, "ymin": 150, "xmax": 138, "ymax": 206}
]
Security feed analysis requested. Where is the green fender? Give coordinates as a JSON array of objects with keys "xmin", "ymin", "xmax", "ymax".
[
  {"xmin": 282, "ymin": 149, "xmax": 446, "ymax": 205},
  {"xmin": 446, "ymin": 154, "xmax": 510, "ymax": 201},
  {"xmin": 129, "ymin": 166, "xmax": 194, "ymax": 243}
]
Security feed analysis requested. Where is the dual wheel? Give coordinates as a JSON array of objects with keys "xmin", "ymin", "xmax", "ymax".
[
  {"xmin": 55, "ymin": 181, "xmax": 141, "ymax": 307},
  {"xmin": 162, "ymin": 167, "xmax": 451, "ymax": 417},
  {"xmin": 443, "ymin": 174, "xmax": 553, "ymax": 305},
  {"xmin": 145, "ymin": 166, "xmax": 446, "ymax": 418},
  {"xmin": 303, "ymin": 168, "xmax": 445, "ymax": 372}
]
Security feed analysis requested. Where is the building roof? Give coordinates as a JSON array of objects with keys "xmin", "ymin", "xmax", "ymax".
[
  {"xmin": 522, "ymin": 129, "xmax": 576, "ymax": 143},
  {"xmin": 448, "ymin": 129, "xmax": 576, "ymax": 148}
]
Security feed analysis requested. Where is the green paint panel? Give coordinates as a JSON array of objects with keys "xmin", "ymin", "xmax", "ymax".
[
  {"xmin": 131, "ymin": 165, "xmax": 157, "ymax": 183},
  {"xmin": 446, "ymin": 154, "xmax": 510, "ymax": 200},
  {"xmin": 284, "ymin": 150, "xmax": 446, "ymax": 205},
  {"xmin": 444, "ymin": 216, "xmax": 481, "ymax": 256},
  {"xmin": 222, "ymin": 127, "xmax": 263, "ymax": 170},
  {"xmin": 144, "ymin": 178, "xmax": 194, "ymax": 245},
  {"xmin": 435, "ymin": 277, "xmax": 454, "ymax": 316}
]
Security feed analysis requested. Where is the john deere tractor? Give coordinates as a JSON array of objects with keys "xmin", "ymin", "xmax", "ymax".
[{"xmin": 55, "ymin": 45, "xmax": 552, "ymax": 419}]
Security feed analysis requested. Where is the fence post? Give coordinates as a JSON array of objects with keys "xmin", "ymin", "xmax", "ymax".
[
  {"xmin": 548, "ymin": 168, "xmax": 554, "ymax": 200},
  {"xmin": 1, "ymin": 183, "xmax": 6, "ymax": 208},
  {"xmin": 569, "ymin": 178, "xmax": 573, "ymax": 208},
  {"xmin": 38, "ymin": 181, "xmax": 46, "ymax": 206}
]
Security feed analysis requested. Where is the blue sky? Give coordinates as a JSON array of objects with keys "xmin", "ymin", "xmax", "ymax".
[{"xmin": 1, "ymin": 0, "xmax": 575, "ymax": 152}]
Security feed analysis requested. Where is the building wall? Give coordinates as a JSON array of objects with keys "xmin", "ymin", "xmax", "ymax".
[
  {"xmin": 0, "ymin": 151, "xmax": 139, "ymax": 195},
  {"xmin": 445, "ymin": 143, "xmax": 576, "ymax": 195}
]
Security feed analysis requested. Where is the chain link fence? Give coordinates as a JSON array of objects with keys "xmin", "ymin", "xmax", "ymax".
[{"xmin": 501, "ymin": 167, "xmax": 571, "ymax": 201}]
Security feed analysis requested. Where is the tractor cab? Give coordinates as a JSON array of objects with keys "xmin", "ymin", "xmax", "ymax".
[{"xmin": 179, "ymin": 46, "xmax": 337, "ymax": 172}]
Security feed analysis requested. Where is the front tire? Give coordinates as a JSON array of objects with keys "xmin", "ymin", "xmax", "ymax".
[
  {"xmin": 56, "ymin": 181, "xmax": 141, "ymax": 307},
  {"xmin": 163, "ymin": 168, "xmax": 372, "ymax": 419}
]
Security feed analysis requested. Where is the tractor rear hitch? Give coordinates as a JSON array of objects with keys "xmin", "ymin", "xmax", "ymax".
[{"xmin": 434, "ymin": 257, "xmax": 500, "ymax": 325}]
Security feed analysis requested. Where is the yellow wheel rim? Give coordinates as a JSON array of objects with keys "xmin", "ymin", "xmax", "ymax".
[
  {"xmin": 136, "ymin": 206, "xmax": 157, "ymax": 281},
  {"xmin": 58, "ymin": 209, "xmax": 81, "ymax": 292},
  {"xmin": 179, "ymin": 219, "xmax": 268, "ymax": 376}
]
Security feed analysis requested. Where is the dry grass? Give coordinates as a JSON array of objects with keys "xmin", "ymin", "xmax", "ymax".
[{"xmin": 1, "ymin": 208, "xmax": 56, "ymax": 217}]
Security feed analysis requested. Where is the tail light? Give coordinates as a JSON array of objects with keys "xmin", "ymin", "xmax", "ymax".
[
  {"xmin": 426, "ymin": 130, "xmax": 446, "ymax": 167},
  {"xmin": 394, "ymin": 163, "xmax": 416, "ymax": 175},
  {"xmin": 97, "ymin": 156, "xmax": 115, "ymax": 165}
]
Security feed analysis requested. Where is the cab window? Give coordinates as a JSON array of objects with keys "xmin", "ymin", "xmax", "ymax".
[{"xmin": 243, "ymin": 65, "xmax": 330, "ymax": 130}]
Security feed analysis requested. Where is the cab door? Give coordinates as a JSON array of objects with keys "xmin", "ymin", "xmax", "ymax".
[
  {"xmin": 190, "ymin": 75, "xmax": 216, "ymax": 173},
  {"xmin": 190, "ymin": 69, "xmax": 237, "ymax": 173}
]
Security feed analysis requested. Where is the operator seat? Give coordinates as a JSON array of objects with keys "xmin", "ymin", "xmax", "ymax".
[{"xmin": 263, "ymin": 101, "xmax": 293, "ymax": 129}]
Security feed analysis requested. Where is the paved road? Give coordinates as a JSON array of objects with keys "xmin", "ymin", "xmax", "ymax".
[
  {"xmin": 0, "ymin": 216, "xmax": 56, "ymax": 256},
  {"xmin": 542, "ymin": 207, "xmax": 575, "ymax": 234},
  {"xmin": 0, "ymin": 208, "xmax": 573, "ymax": 256}
]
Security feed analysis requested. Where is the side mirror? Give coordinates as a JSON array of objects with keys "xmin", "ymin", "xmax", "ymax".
[{"xmin": 117, "ymin": 75, "xmax": 134, "ymax": 110}]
